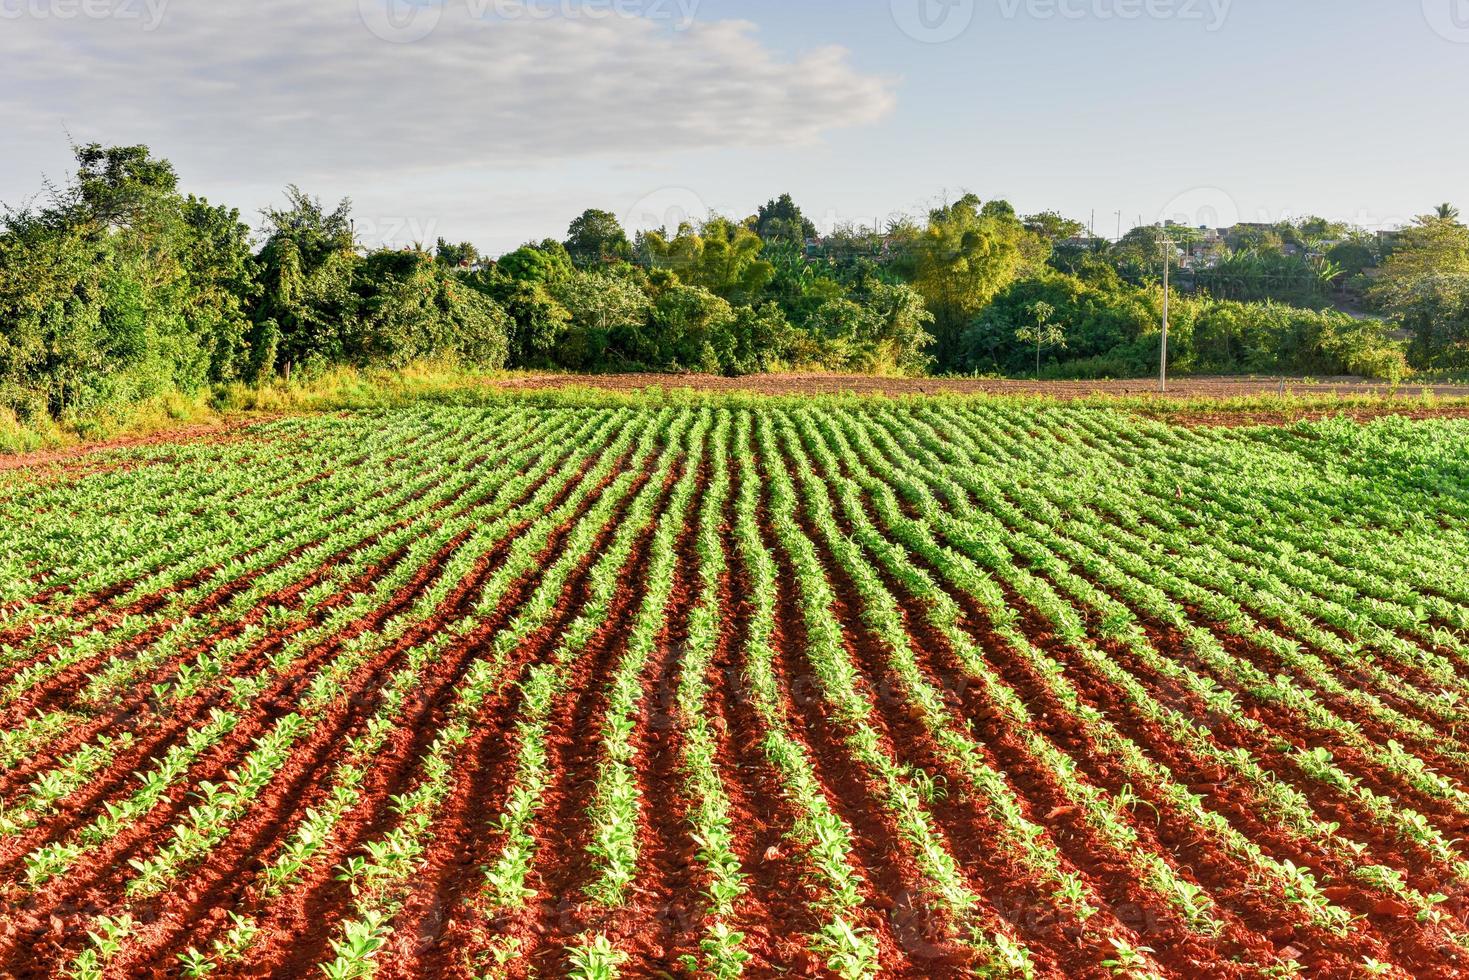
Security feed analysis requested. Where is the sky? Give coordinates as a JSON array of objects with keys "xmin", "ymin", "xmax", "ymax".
[{"xmin": 3, "ymin": 0, "xmax": 1466, "ymax": 253}]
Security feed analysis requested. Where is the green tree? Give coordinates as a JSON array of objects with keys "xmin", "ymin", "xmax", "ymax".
[
  {"xmin": 252, "ymin": 186, "xmax": 360, "ymax": 371},
  {"xmin": 354, "ymin": 249, "xmax": 510, "ymax": 368},
  {"xmin": 1015, "ymin": 300, "xmax": 1066, "ymax": 377},
  {"xmin": 463, "ymin": 268, "xmax": 570, "ymax": 367},
  {"xmin": 0, "ymin": 143, "xmax": 255, "ymax": 414},
  {"xmin": 1374, "ymin": 211, "xmax": 1469, "ymax": 283},
  {"xmin": 1024, "ymin": 211, "xmax": 1087, "ymax": 243},
  {"xmin": 1371, "ymin": 209, "xmax": 1469, "ymax": 367},
  {"xmin": 435, "ymin": 239, "xmax": 480, "ymax": 269},
  {"xmin": 647, "ymin": 284, "xmax": 736, "ymax": 371},
  {"xmin": 564, "ymin": 209, "xmax": 632, "ymax": 267},
  {"xmin": 496, "ymin": 239, "xmax": 574, "ymax": 284},
  {"xmin": 980, "ymin": 199, "xmax": 1017, "ymax": 221},
  {"xmin": 1326, "ymin": 240, "xmax": 1377, "ymax": 278},
  {"xmin": 904, "ymin": 194, "xmax": 1033, "ymax": 368},
  {"xmin": 179, "ymin": 196, "xmax": 257, "ymax": 382},
  {"xmin": 1378, "ymin": 274, "xmax": 1469, "ymax": 371},
  {"xmin": 640, "ymin": 218, "xmax": 774, "ymax": 305},
  {"xmin": 724, "ymin": 303, "xmax": 796, "ymax": 374},
  {"xmin": 852, "ymin": 282, "xmax": 935, "ymax": 374},
  {"xmin": 66, "ymin": 143, "xmax": 182, "ymax": 230},
  {"xmin": 752, "ymin": 193, "xmax": 817, "ymax": 244},
  {"xmin": 546, "ymin": 270, "xmax": 652, "ymax": 369}
]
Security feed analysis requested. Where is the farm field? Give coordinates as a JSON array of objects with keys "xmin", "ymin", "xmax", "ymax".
[
  {"xmin": 496, "ymin": 371, "xmax": 1469, "ymax": 404},
  {"xmin": 0, "ymin": 400, "xmax": 1467, "ymax": 978}
]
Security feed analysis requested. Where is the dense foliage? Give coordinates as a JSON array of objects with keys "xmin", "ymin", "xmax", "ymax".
[
  {"xmin": 963, "ymin": 266, "xmax": 1408, "ymax": 381},
  {"xmin": 3, "ymin": 143, "xmax": 1463, "ymax": 422}
]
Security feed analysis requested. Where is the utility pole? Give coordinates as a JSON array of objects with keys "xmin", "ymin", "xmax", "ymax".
[
  {"xmin": 1115, "ymin": 210, "xmax": 1123, "ymax": 242},
  {"xmin": 1158, "ymin": 224, "xmax": 1174, "ymax": 394}
]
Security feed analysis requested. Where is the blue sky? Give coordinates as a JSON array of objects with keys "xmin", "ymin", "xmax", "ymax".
[{"xmin": 2, "ymin": 0, "xmax": 1465, "ymax": 252}]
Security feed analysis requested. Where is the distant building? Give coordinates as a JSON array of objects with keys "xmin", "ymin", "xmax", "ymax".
[{"xmin": 1180, "ymin": 226, "xmax": 1226, "ymax": 269}]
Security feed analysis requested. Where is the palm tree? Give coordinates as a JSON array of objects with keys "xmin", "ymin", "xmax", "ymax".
[{"xmin": 1434, "ymin": 203, "xmax": 1461, "ymax": 223}]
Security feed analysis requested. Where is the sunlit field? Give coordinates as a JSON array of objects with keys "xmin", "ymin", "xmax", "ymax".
[{"xmin": 1, "ymin": 399, "xmax": 1467, "ymax": 978}]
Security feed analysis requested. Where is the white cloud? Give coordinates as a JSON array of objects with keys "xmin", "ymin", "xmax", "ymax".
[{"xmin": 0, "ymin": 0, "xmax": 897, "ymax": 189}]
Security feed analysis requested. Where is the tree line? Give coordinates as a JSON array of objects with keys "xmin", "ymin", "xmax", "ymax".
[{"xmin": 2, "ymin": 143, "xmax": 1464, "ymax": 422}]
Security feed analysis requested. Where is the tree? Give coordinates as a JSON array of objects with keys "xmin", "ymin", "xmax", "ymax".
[
  {"xmin": 564, "ymin": 209, "xmax": 631, "ymax": 267},
  {"xmin": 496, "ymin": 240, "xmax": 573, "ymax": 284},
  {"xmin": 1326, "ymin": 241, "xmax": 1376, "ymax": 278},
  {"xmin": 1435, "ymin": 203, "xmax": 1461, "ymax": 224},
  {"xmin": 463, "ymin": 269, "xmax": 570, "ymax": 366},
  {"xmin": 435, "ymin": 239, "xmax": 480, "ymax": 269},
  {"xmin": 1370, "ymin": 210, "xmax": 1469, "ymax": 367},
  {"xmin": 904, "ymin": 194, "xmax": 1033, "ymax": 368},
  {"xmin": 795, "ymin": 283, "xmax": 934, "ymax": 375},
  {"xmin": 1226, "ymin": 225, "xmax": 1287, "ymax": 254},
  {"xmin": 355, "ymin": 249, "xmax": 510, "ymax": 368},
  {"xmin": 752, "ymin": 193, "xmax": 817, "ymax": 244},
  {"xmin": 1024, "ymin": 211, "xmax": 1086, "ymax": 243},
  {"xmin": 960, "ymin": 270, "xmax": 1144, "ymax": 376},
  {"xmin": 67, "ymin": 143, "xmax": 181, "ymax": 230},
  {"xmin": 0, "ymin": 143, "xmax": 259, "ymax": 414},
  {"xmin": 1378, "ymin": 274, "xmax": 1469, "ymax": 370},
  {"xmin": 980, "ymin": 199, "xmax": 1017, "ymax": 221},
  {"xmin": 640, "ymin": 218, "xmax": 774, "ymax": 305},
  {"xmin": 0, "ymin": 215, "xmax": 109, "ymax": 415},
  {"xmin": 723, "ymin": 304, "xmax": 796, "ymax": 375},
  {"xmin": 647, "ymin": 284, "xmax": 737, "ymax": 371},
  {"xmin": 546, "ymin": 270, "xmax": 652, "ymax": 368},
  {"xmin": 1375, "ymin": 212, "xmax": 1469, "ymax": 284},
  {"xmin": 1015, "ymin": 300, "xmax": 1066, "ymax": 377},
  {"xmin": 852, "ymin": 282, "xmax": 934, "ymax": 375},
  {"xmin": 252, "ymin": 186, "xmax": 360, "ymax": 369},
  {"xmin": 179, "ymin": 196, "xmax": 257, "ymax": 381}
]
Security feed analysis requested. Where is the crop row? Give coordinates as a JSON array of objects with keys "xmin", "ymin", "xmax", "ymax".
[{"xmin": 0, "ymin": 403, "xmax": 1465, "ymax": 978}]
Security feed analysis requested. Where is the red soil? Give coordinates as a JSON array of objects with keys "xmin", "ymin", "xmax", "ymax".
[
  {"xmin": 3, "ymin": 406, "xmax": 1467, "ymax": 980},
  {"xmin": 472, "ymin": 462, "xmax": 677, "ymax": 977},
  {"xmin": 0, "ymin": 439, "xmax": 616, "ymax": 973}
]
